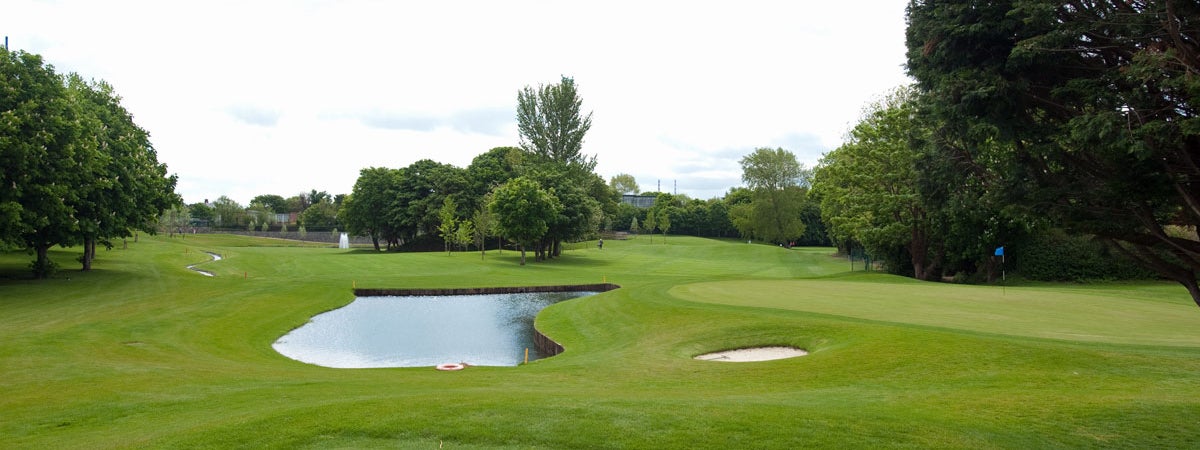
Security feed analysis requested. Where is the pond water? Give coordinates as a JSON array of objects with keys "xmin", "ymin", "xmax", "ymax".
[{"xmin": 272, "ymin": 291, "xmax": 596, "ymax": 368}]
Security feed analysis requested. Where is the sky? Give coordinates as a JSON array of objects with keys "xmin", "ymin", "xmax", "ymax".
[{"xmin": 4, "ymin": 1, "xmax": 913, "ymax": 204}]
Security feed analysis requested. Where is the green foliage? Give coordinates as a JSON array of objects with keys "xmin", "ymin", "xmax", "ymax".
[
  {"xmin": 907, "ymin": 0, "xmax": 1200, "ymax": 302},
  {"xmin": 1, "ymin": 49, "xmax": 81, "ymax": 275},
  {"xmin": 813, "ymin": 86, "xmax": 944, "ymax": 279},
  {"xmin": 465, "ymin": 147, "xmax": 521, "ymax": 212},
  {"xmin": 609, "ymin": 173, "xmax": 639, "ymax": 195},
  {"xmin": 471, "ymin": 195, "xmax": 496, "ymax": 259},
  {"xmin": 437, "ymin": 196, "xmax": 458, "ymax": 255},
  {"xmin": 734, "ymin": 147, "xmax": 809, "ymax": 245},
  {"xmin": 517, "ymin": 76, "xmax": 595, "ymax": 172},
  {"xmin": 643, "ymin": 209, "xmax": 657, "ymax": 242},
  {"xmin": 211, "ymin": 196, "xmax": 245, "ymax": 228},
  {"xmin": 341, "ymin": 167, "xmax": 398, "ymax": 251},
  {"xmin": 489, "ymin": 177, "xmax": 562, "ymax": 265},
  {"xmin": 454, "ymin": 219, "xmax": 474, "ymax": 252},
  {"xmin": 250, "ymin": 194, "xmax": 288, "ymax": 213},
  {"xmin": 300, "ymin": 200, "xmax": 339, "ymax": 231},
  {"xmin": 188, "ymin": 202, "xmax": 214, "ymax": 223},
  {"xmin": 1014, "ymin": 229, "xmax": 1157, "ymax": 282}
]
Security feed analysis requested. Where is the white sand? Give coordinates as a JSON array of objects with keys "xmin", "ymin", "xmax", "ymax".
[{"xmin": 693, "ymin": 346, "xmax": 808, "ymax": 362}]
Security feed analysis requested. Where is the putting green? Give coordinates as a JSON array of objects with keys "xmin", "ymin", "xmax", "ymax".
[{"xmin": 671, "ymin": 277, "xmax": 1200, "ymax": 347}]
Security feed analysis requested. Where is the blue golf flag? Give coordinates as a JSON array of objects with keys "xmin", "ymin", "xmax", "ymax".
[{"xmin": 994, "ymin": 246, "xmax": 1005, "ymax": 256}]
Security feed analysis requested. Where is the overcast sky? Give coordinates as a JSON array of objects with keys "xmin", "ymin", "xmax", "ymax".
[{"xmin": 5, "ymin": 1, "xmax": 912, "ymax": 204}]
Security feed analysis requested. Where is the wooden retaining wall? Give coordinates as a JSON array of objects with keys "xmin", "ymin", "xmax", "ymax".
[
  {"xmin": 353, "ymin": 283, "xmax": 620, "ymax": 297},
  {"xmin": 353, "ymin": 283, "xmax": 620, "ymax": 359}
]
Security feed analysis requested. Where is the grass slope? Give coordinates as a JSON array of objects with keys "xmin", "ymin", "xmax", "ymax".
[{"xmin": 1, "ymin": 235, "xmax": 1198, "ymax": 449}]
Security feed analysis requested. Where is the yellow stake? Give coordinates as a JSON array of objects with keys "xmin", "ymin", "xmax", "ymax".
[{"xmin": 524, "ymin": 348, "xmax": 529, "ymax": 365}]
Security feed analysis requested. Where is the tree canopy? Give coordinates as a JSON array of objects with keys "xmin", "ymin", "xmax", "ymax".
[
  {"xmin": 1, "ymin": 49, "xmax": 177, "ymax": 276},
  {"xmin": 609, "ymin": 173, "xmax": 640, "ymax": 195},
  {"xmin": 907, "ymin": 0, "xmax": 1200, "ymax": 304},
  {"xmin": 489, "ymin": 177, "xmax": 561, "ymax": 265},
  {"xmin": 517, "ymin": 76, "xmax": 595, "ymax": 172},
  {"xmin": 734, "ymin": 147, "xmax": 810, "ymax": 245}
]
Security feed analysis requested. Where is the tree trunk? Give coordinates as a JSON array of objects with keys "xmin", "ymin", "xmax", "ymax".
[
  {"xmin": 34, "ymin": 244, "xmax": 50, "ymax": 279},
  {"xmin": 1183, "ymin": 278, "xmax": 1200, "ymax": 310},
  {"xmin": 81, "ymin": 237, "xmax": 94, "ymax": 271},
  {"xmin": 519, "ymin": 244, "xmax": 526, "ymax": 266}
]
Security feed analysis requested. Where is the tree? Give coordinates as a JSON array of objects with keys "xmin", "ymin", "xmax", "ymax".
[
  {"xmin": 490, "ymin": 177, "xmax": 562, "ymax": 265},
  {"xmin": 517, "ymin": 76, "xmax": 595, "ymax": 171},
  {"xmin": 189, "ymin": 202, "xmax": 214, "ymax": 224},
  {"xmin": 472, "ymin": 194, "xmax": 497, "ymax": 260},
  {"xmin": 66, "ymin": 74, "xmax": 178, "ymax": 271},
  {"xmin": 251, "ymin": 194, "xmax": 288, "ymax": 213},
  {"xmin": 300, "ymin": 200, "xmax": 339, "ymax": 230},
  {"xmin": 658, "ymin": 206, "xmax": 672, "ymax": 242},
  {"xmin": 644, "ymin": 209, "xmax": 657, "ymax": 243},
  {"xmin": 455, "ymin": 219, "xmax": 474, "ymax": 252},
  {"xmin": 1, "ymin": 49, "xmax": 81, "ymax": 276},
  {"xmin": 812, "ymin": 87, "xmax": 941, "ymax": 279},
  {"xmin": 609, "ymin": 173, "xmax": 639, "ymax": 195},
  {"xmin": 390, "ymin": 159, "xmax": 467, "ymax": 245},
  {"xmin": 159, "ymin": 205, "xmax": 191, "ymax": 238},
  {"xmin": 437, "ymin": 196, "xmax": 458, "ymax": 255},
  {"xmin": 465, "ymin": 147, "xmax": 521, "ymax": 212},
  {"xmin": 342, "ymin": 167, "xmax": 398, "ymax": 251},
  {"xmin": 630, "ymin": 217, "xmax": 640, "ymax": 236},
  {"xmin": 907, "ymin": 0, "xmax": 1200, "ymax": 300},
  {"xmin": 211, "ymin": 196, "xmax": 245, "ymax": 229},
  {"xmin": 734, "ymin": 147, "xmax": 809, "ymax": 245}
]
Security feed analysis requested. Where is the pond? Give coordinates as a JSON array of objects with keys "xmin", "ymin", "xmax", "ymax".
[{"xmin": 272, "ymin": 291, "xmax": 596, "ymax": 368}]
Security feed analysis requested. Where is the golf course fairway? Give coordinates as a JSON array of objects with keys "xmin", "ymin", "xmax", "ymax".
[{"xmin": 2, "ymin": 234, "xmax": 1198, "ymax": 448}]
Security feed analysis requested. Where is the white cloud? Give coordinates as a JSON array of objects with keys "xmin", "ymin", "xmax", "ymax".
[{"xmin": 4, "ymin": 0, "xmax": 912, "ymax": 203}]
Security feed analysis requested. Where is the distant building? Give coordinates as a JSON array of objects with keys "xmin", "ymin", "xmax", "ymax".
[{"xmin": 621, "ymin": 194, "xmax": 656, "ymax": 209}]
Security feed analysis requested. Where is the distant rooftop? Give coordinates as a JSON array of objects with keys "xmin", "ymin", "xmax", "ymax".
[{"xmin": 620, "ymin": 195, "xmax": 656, "ymax": 209}]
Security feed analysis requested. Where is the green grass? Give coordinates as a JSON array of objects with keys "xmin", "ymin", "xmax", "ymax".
[{"xmin": 2, "ymin": 235, "xmax": 1199, "ymax": 448}]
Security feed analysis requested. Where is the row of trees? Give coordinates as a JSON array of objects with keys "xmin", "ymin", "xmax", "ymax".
[
  {"xmin": 339, "ymin": 77, "xmax": 829, "ymax": 263},
  {"xmin": 187, "ymin": 190, "xmax": 344, "ymax": 231},
  {"xmin": 813, "ymin": 1, "xmax": 1200, "ymax": 306},
  {"xmin": 1, "ymin": 49, "xmax": 178, "ymax": 276},
  {"xmin": 340, "ymin": 77, "xmax": 615, "ymax": 265}
]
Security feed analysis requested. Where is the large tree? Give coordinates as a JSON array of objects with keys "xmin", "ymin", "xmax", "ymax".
[
  {"xmin": 734, "ymin": 147, "xmax": 810, "ymax": 245},
  {"xmin": 0, "ymin": 49, "xmax": 81, "ymax": 276},
  {"xmin": 490, "ymin": 177, "xmax": 561, "ymax": 265},
  {"xmin": 609, "ymin": 173, "xmax": 640, "ymax": 195},
  {"xmin": 907, "ymin": 0, "xmax": 1200, "ymax": 303},
  {"xmin": 251, "ymin": 194, "xmax": 289, "ymax": 213},
  {"xmin": 813, "ymin": 87, "xmax": 942, "ymax": 279},
  {"xmin": 517, "ymin": 76, "xmax": 595, "ymax": 171},
  {"xmin": 341, "ymin": 167, "xmax": 398, "ymax": 251},
  {"xmin": 516, "ymin": 77, "xmax": 607, "ymax": 257},
  {"xmin": 1, "ymin": 50, "xmax": 176, "ymax": 275},
  {"xmin": 69, "ymin": 75, "xmax": 177, "ymax": 271}
]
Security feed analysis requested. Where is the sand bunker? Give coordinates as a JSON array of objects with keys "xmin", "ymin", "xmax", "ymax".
[{"xmin": 694, "ymin": 346, "xmax": 808, "ymax": 362}]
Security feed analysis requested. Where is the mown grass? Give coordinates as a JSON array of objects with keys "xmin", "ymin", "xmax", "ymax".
[{"xmin": 1, "ymin": 235, "xmax": 1198, "ymax": 449}]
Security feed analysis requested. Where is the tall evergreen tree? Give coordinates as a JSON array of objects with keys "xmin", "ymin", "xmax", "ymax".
[{"xmin": 907, "ymin": 0, "xmax": 1200, "ymax": 303}]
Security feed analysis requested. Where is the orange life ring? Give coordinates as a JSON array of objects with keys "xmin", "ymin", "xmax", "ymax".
[{"xmin": 435, "ymin": 363, "xmax": 465, "ymax": 371}]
